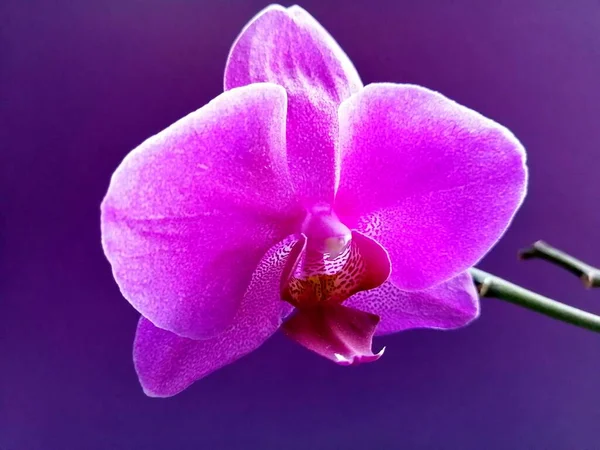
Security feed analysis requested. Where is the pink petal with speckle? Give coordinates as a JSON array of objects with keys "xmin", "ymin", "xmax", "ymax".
[
  {"xmin": 134, "ymin": 236, "xmax": 305, "ymax": 397},
  {"xmin": 101, "ymin": 83, "xmax": 302, "ymax": 339},
  {"xmin": 282, "ymin": 303, "xmax": 384, "ymax": 365},
  {"xmin": 225, "ymin": 4, "xmax": 362, "ymax": 205},
  {"xmin": 336, "ymin": 83, "xmax": 527, "ymax": 290},
  {"xmin": 345, "ymin": 272, "xmax": 479, "ymax": 335}
]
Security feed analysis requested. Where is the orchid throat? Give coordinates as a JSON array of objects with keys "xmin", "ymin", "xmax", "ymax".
[{"xmin": 282, "ymin": 203, "xmax": 391, "ymax": 316}]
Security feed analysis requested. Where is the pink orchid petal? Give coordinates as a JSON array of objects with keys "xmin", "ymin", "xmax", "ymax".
[
  {"xmin": 282, "ymin": 303, "xmax": 384, "ymax": 365},
  {"xmin": 101, "ymin": 83, "xmax": 303, "ymax": 339},
  {"xmin": 134, "ymin": 236, "xmax": 305, "ymax": 397},
  {"xmin": 336, "ymin": 83, "xmax": 528, "ymax": 290},
  {"xmin": 345, "ymin": 272, "xmax": 480, "ymax": 335},
  {"xmin": 224, "ymin": 4, "xmax": 362, "ymax": 205}
]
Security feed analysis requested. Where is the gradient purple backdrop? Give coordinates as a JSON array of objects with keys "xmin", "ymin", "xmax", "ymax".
[{"xmin": 2, "ymin": 1, "xmax": 600, "ymax": 449}]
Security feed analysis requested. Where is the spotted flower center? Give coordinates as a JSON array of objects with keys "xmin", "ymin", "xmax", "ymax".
[{"xmin": 281, "ymin": 205, "xmax": 389, "ymax": 308}]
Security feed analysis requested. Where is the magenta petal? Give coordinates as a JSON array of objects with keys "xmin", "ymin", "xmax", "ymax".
[
  {"xmin": 225, "ymin": 5, "xmax": 362, "ymax": 205},
  {"xmin": 345, "ymin": 272, "xmax": 480, "ymax": 335},
  {"xmin": 336, "ymin": 83, "xmax": 528, "ymax": 290},
  {"xmin": 134, "ymin": 236, "xmax": 305, "ymax": 397},
  {"xmin": 101, "ymin": 83, "xmax": 302, "ymax": 339},
  {"xmin": 282, "ymin": 304, "xmax": 384, "ymax": 365}
]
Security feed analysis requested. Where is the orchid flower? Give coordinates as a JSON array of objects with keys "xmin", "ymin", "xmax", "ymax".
[{"xmin": 101, "ymin": 4, "xmax": 527, "ymax": 397}]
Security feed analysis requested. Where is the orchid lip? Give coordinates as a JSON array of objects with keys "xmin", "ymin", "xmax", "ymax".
[
  {"xmin": 333, "ymin": 346, "xmax": 386, "ymax": 366},
  {"xmin": 281, "ymin": 303, "xmax": 385, "ymax": 366}
]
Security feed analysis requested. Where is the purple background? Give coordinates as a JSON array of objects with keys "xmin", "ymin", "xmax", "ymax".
[{"xmin": 3, "ymin": 0, "xmax": 600, "ymax": 449}]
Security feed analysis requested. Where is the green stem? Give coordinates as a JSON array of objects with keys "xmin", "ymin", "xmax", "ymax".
[
  {"xmin": 519, "ymin": 240, "xmax": 600, "ymax": 288},
  {"xmin": 469, "ymin": 268, "xmax": 600, "ymax": 333}
]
